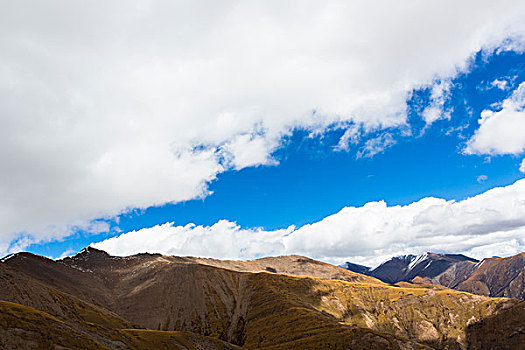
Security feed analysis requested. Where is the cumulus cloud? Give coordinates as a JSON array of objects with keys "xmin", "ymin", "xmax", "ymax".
[
  {"xmin": 93, "ymin": 220, "xmax": 291, "ymax": 260},
  {"xmin": 520, "ymin": 159, "xmax": 525, "ymax": 173},
  {"xmin": 466, "ymin": 82, "xmax": 525, "ymax": 155},
  {"xmin": 2, "ymin": 0, "xmax": 525, "ymax": 250},
  {"xmin": 94, "ymin": 179, "xmax": 525, "ymax": 266}
]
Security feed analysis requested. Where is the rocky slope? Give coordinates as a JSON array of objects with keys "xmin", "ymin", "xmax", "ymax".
[{"xmin": 1, "ymin": 248, "xmax": 524, "ymax": 349}]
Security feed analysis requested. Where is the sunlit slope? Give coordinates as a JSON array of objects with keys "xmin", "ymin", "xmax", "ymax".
[
  {"xmin": 186, "ymin": 254, "xmax": 383, "ymax": 284},
  {"xmin": 243, "ymin": 274, "xmax": 429, "ymax": 349},
  {"xmin": 242, "ymin": 273, "xmax": 520, "ymax": 349}
]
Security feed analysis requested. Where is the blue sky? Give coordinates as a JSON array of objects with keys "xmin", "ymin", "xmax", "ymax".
[
  {"xmin": 1, "ymin": 1, "xmax": 525, "ymax": 265},
  {"xmin": 23, "ymin": 49, "xmax": 525, "ymax": 261}
]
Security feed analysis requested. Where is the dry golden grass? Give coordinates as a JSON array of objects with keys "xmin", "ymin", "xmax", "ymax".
[
  {"xmin": 241, "ymin": 272, "xmax": 518, "ymax": 349},
  {"xmin": 0, "ymin": 300, "xmax": 113, "ymax": 349},
  {"xmin": 0, "ymin": 300, "xmax": 241, "ymax": 350}
]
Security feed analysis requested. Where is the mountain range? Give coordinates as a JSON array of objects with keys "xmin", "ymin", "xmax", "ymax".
[
  {"xmin": 341, "ymin": 252, "xmax": 525, "ymax": 299},
  {"xmin": 0, "ymin": 248, "xmax": 524, "ymax": 349}
]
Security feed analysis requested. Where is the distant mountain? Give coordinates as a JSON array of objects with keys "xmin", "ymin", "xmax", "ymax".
[
  {"xmin": 372, "ymin": 252, "xmax": 478, "ymax": 283},
  {"xmin": 1, "ymin": 248, "xmax": 524, "ymax": 349},
  {"xmin": 454, "ymin": 252, "xmax": 525, "ymax": 299},
  {"xmin": 339, "ymin": 261, "xmax": 370, "ymax": 275},
  {"xmin": 342, "ymin": 252, "xmax": 525, "ymax": 299},
  {"xmin": 342, "ymin": 252, "xmax": 478, "ymax": 284}
]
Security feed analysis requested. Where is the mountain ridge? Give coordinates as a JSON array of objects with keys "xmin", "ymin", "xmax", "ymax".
[
  {"xmin": 1, "ymin": 248, "xmax": 525, "ymax": 349},
  {"xmin": 342, "ymin": 251, "xmax": 525, "ymax": 300}
]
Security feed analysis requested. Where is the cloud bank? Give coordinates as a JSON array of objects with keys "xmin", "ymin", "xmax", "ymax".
[
  {"xmin": 1, "ymin": 1, "xmax": 525, "ymax": 251},
  {"xmin": 94, "ymin": 179, "xmax": 525, "ymax": 266}
]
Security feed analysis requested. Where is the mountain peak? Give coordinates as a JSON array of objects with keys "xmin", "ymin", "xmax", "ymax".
[
  {"xmin": 75, "ymin": 246, "xmax": 108, "ymax": 256},
  {"xmin": 62, "ymin": 246, "xmax": 114, "ymax": 261},
  {"xmin": 59, "ymin": 247, "xmax": 120, "ymax": 273}
]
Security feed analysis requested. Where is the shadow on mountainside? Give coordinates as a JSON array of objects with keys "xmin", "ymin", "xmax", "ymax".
[{"xmin": 466, "ymin": 300, "xmax": 525, "ymax": 350}]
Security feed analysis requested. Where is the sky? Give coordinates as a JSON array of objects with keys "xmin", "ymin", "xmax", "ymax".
[{"xmin": 1, "ymin": 1, "xmax": 525, "ymax": 266}]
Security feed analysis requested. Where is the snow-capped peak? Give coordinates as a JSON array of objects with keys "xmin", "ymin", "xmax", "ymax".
[{"xmin": 407, "ymin": 252, "xmax": 430, "ymax": 271}]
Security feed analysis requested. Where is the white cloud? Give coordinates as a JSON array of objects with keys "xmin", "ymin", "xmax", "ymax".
[
  {"xmin": 356, "ymin": 133, "xmax": 396, "ymax": 158},
  {"xmin": 466, "ymin": 82, "xmax": 525, "ymax": 155},
  {"xmin": 335, "ymin": 124, "xmax": 361, "ymax": 151},
  {"xmin": 520, "ymin": 159, "xmax": 525, "ymax": 173},
  {"xmin": 2, "ymin": 1, "xmax": 525, "ymax": 250},
  {"xmin": 491, "ymin": 78, "xmax": 509, "ymax": 90},
  {"xmin": 477, "ymin": 174, "xmax": 488, "ymax": 183},
  {"xmin": 94, "ymin": 220, "xmax": 291, "ymax": 260},
  {"xmin": 467, "ymin": 239, "xmax": 522, "ymax": 259},
  {"xmin": 219, "ymin": 133, "xmax": 278, "ymax": 170},
  {"xmin": 56, "ymin": 248, "xmax": 76, "ymax": 260},
  {"xmin": 93, "ymin": 179, "xmax": 525, "ymax": 267},
  {"xmin": 422, "ymin": 80, "xmax": 452, "ymax": 124}
]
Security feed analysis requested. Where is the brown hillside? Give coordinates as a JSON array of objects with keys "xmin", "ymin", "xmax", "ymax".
[
  {"xmin": 0, "ymin": 261, "xmax": 130, "ymax": 331},
  {"xmin": 186, "ymin": 254, "xmax": 381, "ymax": 283},
  {"xmin": 0, "ymin": 300, "xmax": 240, "ymax": 350},
  {"xmin": 2, "ymin": 249, "xmax": 525, "ymax": 349},
  {"xmin": 456, "ymin": 253, "xmax": 525, "ymax": 299}
]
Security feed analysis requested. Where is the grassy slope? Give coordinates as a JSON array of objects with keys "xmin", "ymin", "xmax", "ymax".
[
  {"xmin": 0, "ymin": 301, "xmax": 241, "ymax": 350},
  {"xmin": 242, "ymin": 273, "xmax": 519, "ymax": 349},
  {"xmin": 0, "ymin": 300, "xmax": 115, "ymax": 350},
  {"xmin": 0, "ymin": 260, "xmax": 241, "ymax": 350}
]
